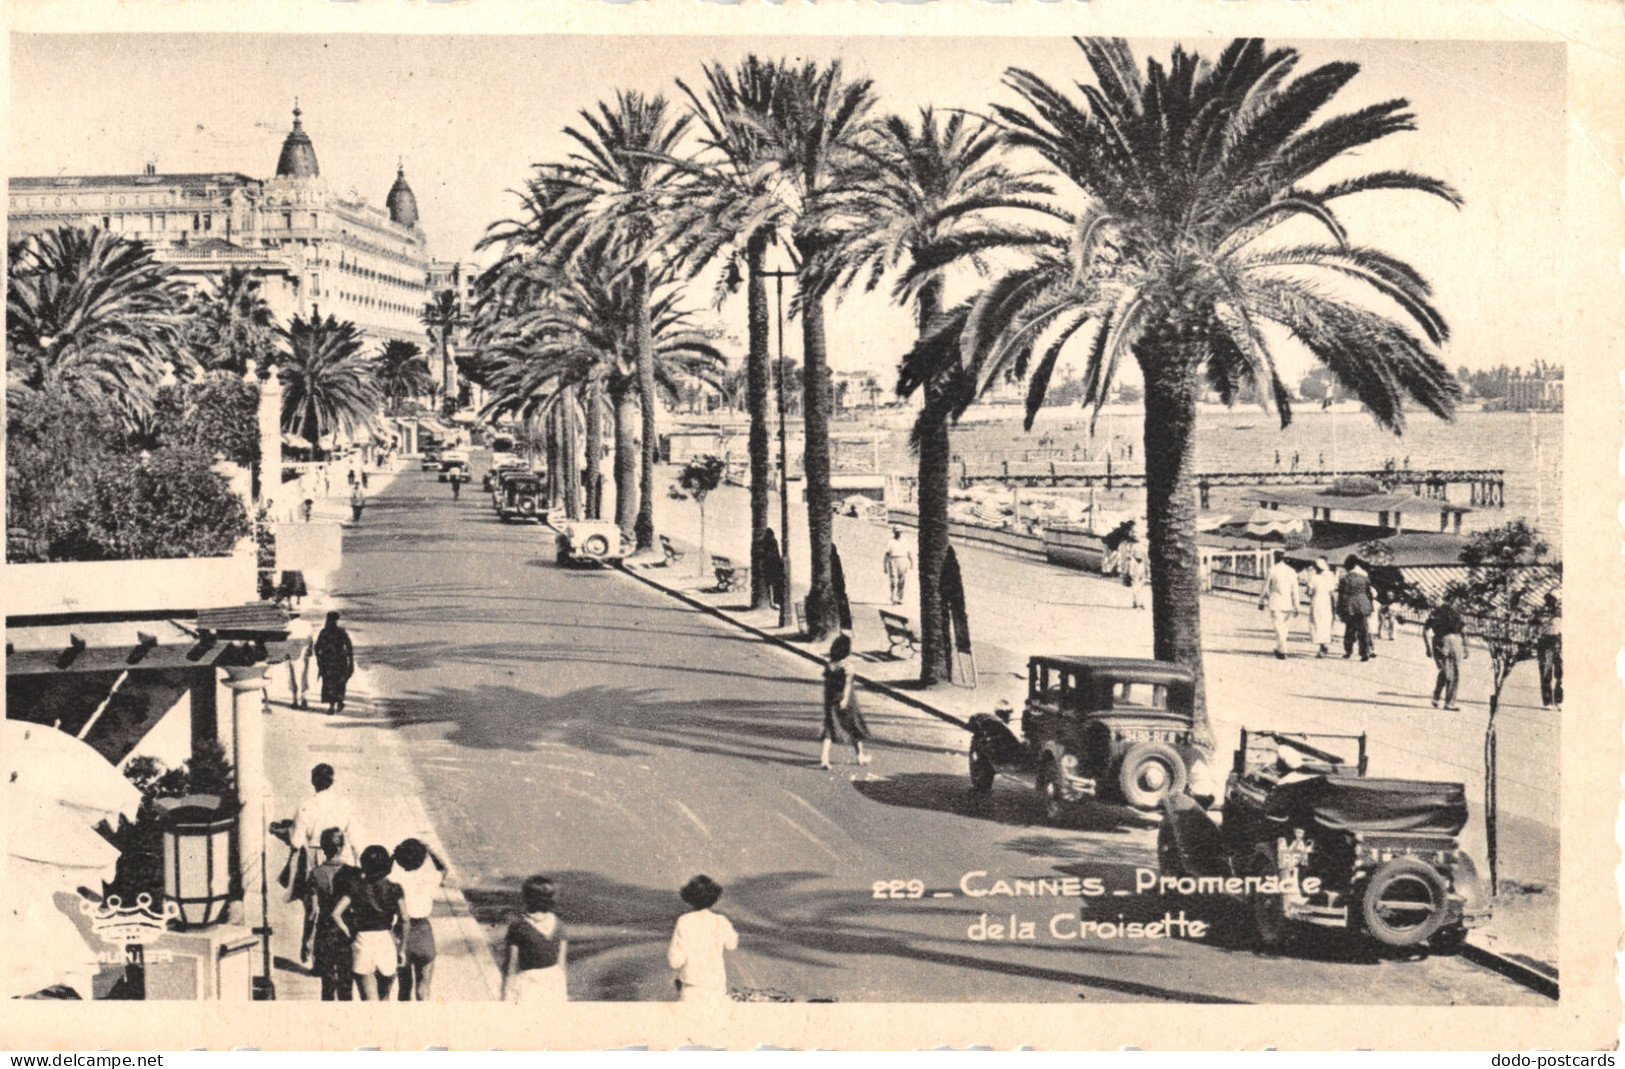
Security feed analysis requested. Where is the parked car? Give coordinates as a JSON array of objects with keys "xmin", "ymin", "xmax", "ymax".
[
  {"xmin": 1157, "ymin": 728, "xmax": 1489, "ymax": 952},
  {"xmin": 484, "ymin": 462, "xmax": 528, "ymax": 494},
  {"xmin": 419, "ymin": 448, "xmax": 442, "ymax": 472},
  {"xmin": 967, "ymin": 656, "xmax": 1208, "ymax": 816},
  {"xmin": 494, "ymin": 472, "xmax": 545, "ymax": 522},
  {"xmin": 555, "ymin": 519, "xmax": 627, "ymax": 566}
]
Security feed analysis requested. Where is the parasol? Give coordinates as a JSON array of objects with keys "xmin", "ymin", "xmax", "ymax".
[{"xmin": 0, "ymin": 720, "xmax": 143, "ymax": 999}]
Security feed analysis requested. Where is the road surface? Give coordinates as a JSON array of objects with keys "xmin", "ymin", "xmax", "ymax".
[{"xmin": 323, "ymin": 461, "xmax": 1545, "ymax": 1004}]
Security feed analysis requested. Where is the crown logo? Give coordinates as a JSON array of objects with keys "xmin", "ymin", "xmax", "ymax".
[{"xmin": 80, "ymin": 894, "xmax": 179, "ymax": 945}]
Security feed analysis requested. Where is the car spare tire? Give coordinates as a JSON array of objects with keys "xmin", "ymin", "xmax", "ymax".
[
  {"xmin": 1116, "ymin": 741, "xmax": 1187, "ymax": 810},
  {"xmin": 518, "ymin": 497, "xmax": 537, "ymax": 516},
  {"xmin": 583, "ymin": 533, "xmax": 611, "ymax": 557},
  {"xmin": 1360, "ymin": 856, "xmax": 1451, "ymax": 947}
]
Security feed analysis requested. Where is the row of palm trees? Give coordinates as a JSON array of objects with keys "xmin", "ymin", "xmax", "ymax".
[
  {"xmin": 7, "ymin": 226, "xmax": 474, "ymax": 458},
  {"xmin": 472, "ymin": 37, "xmax": 1464, "ymax": 735}
]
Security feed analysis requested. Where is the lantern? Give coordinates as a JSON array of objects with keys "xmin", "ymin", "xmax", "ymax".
[{"xmin": 157, "ymin": 795, "xmax": 235, "ymax": 929}]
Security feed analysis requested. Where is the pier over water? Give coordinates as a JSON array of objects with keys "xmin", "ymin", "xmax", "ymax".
[{"xmin": 955, "ymin": 459, "xmax": 1507, "ymax": 509}]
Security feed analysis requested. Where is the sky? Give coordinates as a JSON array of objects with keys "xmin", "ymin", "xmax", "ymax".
[{"xmin": 8, "ymin": 34, "xmax": 1566, "ymax": 381}]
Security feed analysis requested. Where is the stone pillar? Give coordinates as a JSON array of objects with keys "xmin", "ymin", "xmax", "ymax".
[
  {"xmin": 219, "ymin": 666, "xmax": 270, "ymax": 925},
  {"xmin": 257, "ymin": 362, "xmax": 283, "ymax": 510}
]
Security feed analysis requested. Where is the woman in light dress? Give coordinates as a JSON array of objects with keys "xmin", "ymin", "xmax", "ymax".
[
  {"xmin": 501, "ymin": 876, "xmax": 568, "ymax": 1003},
  {"xmin": 1305, "ymin": 556, "xmax": 1339, "ymax": 658}
]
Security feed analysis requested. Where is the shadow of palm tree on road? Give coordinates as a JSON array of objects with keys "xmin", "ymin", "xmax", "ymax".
[
  {"xmin": 855, "ymin": 773, "xmax": 1158, "ymax": 835},
  {"xmin": 359, "ymin": 677, "xmax": 959, "ymax": 767},
  {"xmin": 458, "ymin": 867, "xmax": 1243, "ymax": 1003}
]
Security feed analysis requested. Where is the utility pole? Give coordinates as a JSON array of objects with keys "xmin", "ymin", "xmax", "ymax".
[{"xmin": 768, "ymin": 269, "xmax": 796, "ymax": 629}]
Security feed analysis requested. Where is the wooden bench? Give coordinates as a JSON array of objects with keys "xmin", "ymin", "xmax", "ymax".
[
  {"xmin": 660, "ymin": 534, "xmax": 684, "ymax": 567},
  {"xmin": 879, "ymin": 609, "xmax": 919, "ymax": 658},
  {"xmin": 712, "ymin": 555, "xmax": 749, "ymax": 593}
]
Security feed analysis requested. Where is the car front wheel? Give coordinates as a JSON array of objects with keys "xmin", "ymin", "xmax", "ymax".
[{"xmin": 1248, "ymin": 850, "xmax": 1292, "ymax": 952}]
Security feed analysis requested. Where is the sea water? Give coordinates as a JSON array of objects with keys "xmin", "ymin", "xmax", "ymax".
[{"xmin": 867, "ymin": 407, "xmax": 1563, "ymax": 550}]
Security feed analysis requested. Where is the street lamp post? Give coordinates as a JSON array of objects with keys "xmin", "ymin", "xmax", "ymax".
[{"xmin": 763, "ymin": 267, "xmax": 797, "ymax": 629}]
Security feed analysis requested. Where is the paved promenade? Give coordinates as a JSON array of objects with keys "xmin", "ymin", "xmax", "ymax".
[
  {"xmin": 259, "ymin": 459, "xmax": 503, "ymax": 1001},
  {"xmin": 640, "ymin": 469, "xmax": 1558, "ymax": 972}
]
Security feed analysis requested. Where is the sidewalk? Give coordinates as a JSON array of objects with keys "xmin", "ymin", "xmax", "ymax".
[
  {"xmin": 259, "ymin": 456, "xmax": 504, "ymax": 1001},
  {"xmin": 637, "ymin": 470, "xmax": 1558, "ymax": 974}
]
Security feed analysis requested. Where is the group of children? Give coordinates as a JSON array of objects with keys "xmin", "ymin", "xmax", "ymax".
[{"xmin": 286, "ymin": 764, "xmax": 741, "ymax": 1002}]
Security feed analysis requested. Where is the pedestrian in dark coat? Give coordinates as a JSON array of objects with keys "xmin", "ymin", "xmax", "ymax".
[
  {"xmin": 760, "ymin": 529, "xmax": 784, "ymax": 610},
  {"xmin": 314, "ymin": 611, "xmax": 355, "ymax": 714},
  {"xmin": 1337, "ymin": 555, "xmax": 1375, "ymax": 662},
  {"xmin": 818, "ymin": 635, "xmax": 870, "ymax": 770}
]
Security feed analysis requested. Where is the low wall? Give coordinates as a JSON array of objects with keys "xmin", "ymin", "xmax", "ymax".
[{"xmin": 4, "ymin": 552, "xmax": 257, "ymax": 620}]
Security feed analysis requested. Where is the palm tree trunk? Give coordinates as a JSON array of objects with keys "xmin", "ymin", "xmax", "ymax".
[
  {"xmin": 916, "ymin": 402, "xmax": 952, "ymax": 684},
  {"xmin": 745, "ymin": 230, "xmax": 773, "ymax": 610},
  {"xmin": 1140, "ymin": 343, "xmax": 1209, "ymax": 738},
  {"xmin": 584, "ymin": 381, "xmax": 603, "ymax": 520},
  {"xmin": 613, "ymin": 386, "xmax": 638, "ymax": 541},
  {"xmin": 545, "ymin": 407, "xmax": 562, "ymax": 507},
  {"xmin": 914, "ymin": 287, "xmax": 951, "ymax": 684},
  {"xmin": 631, "ymin": 263, "xmax": 659, "ymax": 551},
  {"xmin": 799, "ymin": 250, "xmax": 837, "ymax": 640},
  {"xmin": 562, "ymin": 393, "xmax": 581, "ymax": 520}
]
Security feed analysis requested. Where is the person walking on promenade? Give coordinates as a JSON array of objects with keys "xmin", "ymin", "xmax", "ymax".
[
  {"xmin": 349, "ymin": 481, "xmax": 366, "ymax": 523},
  {"xmin": 819, "ymin": 635, "xmax": 871, "ymax": 770},
  {"xmin": 667, "ymin": 875, "xmax": 738, "ymax": 1004},
  {"xmin": 330, "ymin": 844, "xmax": 405, "ymax": 1001},
  {"xmin": 306, "ymin": 827, "xmax": 358, "ymax": 1001},
  {"xmin": 314, "ymin": 611, "xmax": 355, "ymax": 714},
  {"xmin": 451, "ymin": 475, "xmax": 461, "ymax": 501},
  {"xmin": 1125, "ymin": 536, "xmax": 1150, "ymax": 610},
  {"xmin": 1305, "ymin": 556, "xmax": 1338, "ymax": 658},
  {"xmin": 883, "ymin": 528, "xmax": 914, "ymax": 606},
  {"xmin": 289, "ymin": 763, "xmax": 358, "ymax": 964},
  {"xmin": 761, "ymin": 529, "xmax": 785, "ymax": 610},
  {"xmin": 501, "ymin": 876, "xmax": 567, "ymax": 1003},
  {"xmin": 1375, "ymin": 586, "xmax": 1397, "ymax": 641},
  {"xmin": 285, "ymin": 611, "xmax": 314, "ymax": 710},
  {"xmin": 1537, "ymin": 592, "xmax": 1562, "ymax": 710},
  {"xmin": 1258, "ymin": 556, "xmax": 1301, "ymax": 660},
  {"xmin": 391, "ymin": 838, "xmax": 449, "ymax": 1001},
  {"xmin": 1422, "ymin": 600, "xmax": 1467, "ymax": 711},
  {"xmin": 1337, "ymin": 555, "xmax": 1375, "ymax": 662}
]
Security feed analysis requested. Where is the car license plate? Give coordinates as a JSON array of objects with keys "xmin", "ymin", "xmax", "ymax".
[{"xmin": 1118, "ymin": 728, "xmax": 1173, "ymax": 743}]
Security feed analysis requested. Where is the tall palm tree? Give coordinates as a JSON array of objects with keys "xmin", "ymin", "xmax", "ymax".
[
  {"xmin": 922, "ymin": 37, "xmax": 1461, "ymax": 731},
  {"xmin": 697, "ymin": 59, "xmax": 876, "ymax": 639},
  {"xmin": 278, "ymin": 307, "xmax": 382, "ymax": 457},
  {"xmin": 421, "ymin": 289, "xmax": 465, "ymax": 417},
  {"xmin": 6, "ymin": 226, "xmax": 188, "ymax": 425},
  {"xmin": 183, "ymin": 267, "xmax": 279, "ymax": 376},
  {"xmin": 666, "ymin": 56, "xmax": 802, "ymax": 610},
  {"xmin": 530, "ymin": 92, "xmax": 693, "ymax": 550},
  {"xmin": 478, "ymin": 251, "xmax": 726, "ymax": 534},
  {"xmin": 819, "ymin": 107, "xmax": 1055, "ymax": 683},
  {"xmin": 377, "ymin": 339, "xmax": 433, "ymax": 414}
]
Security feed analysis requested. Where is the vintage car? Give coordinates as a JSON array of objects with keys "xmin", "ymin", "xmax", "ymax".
[
  {"xmin": 1157, "ymin": 728, "xmax": 1489, "ymax": 951},
  {"xmin": 484, "ymin": 462, "xmax": 529, "ymax": 494},
  {"xmin": 418, "ymin": 448, "xmax": 442, "ymax": 472},
  {"xmin": 555, "ymin": 519, "xmax": 627, "ymax": 567},
  {"xmin": 494, "ymin": 471, "xmax": 545, "ymax": 522},
  {"xmin": 437, "ymin": 451, "xmax": 471, "ymax": 483},
  {"xmin": 967, "ymin": 656, "xmax": 1208, "ymax": 816}
]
